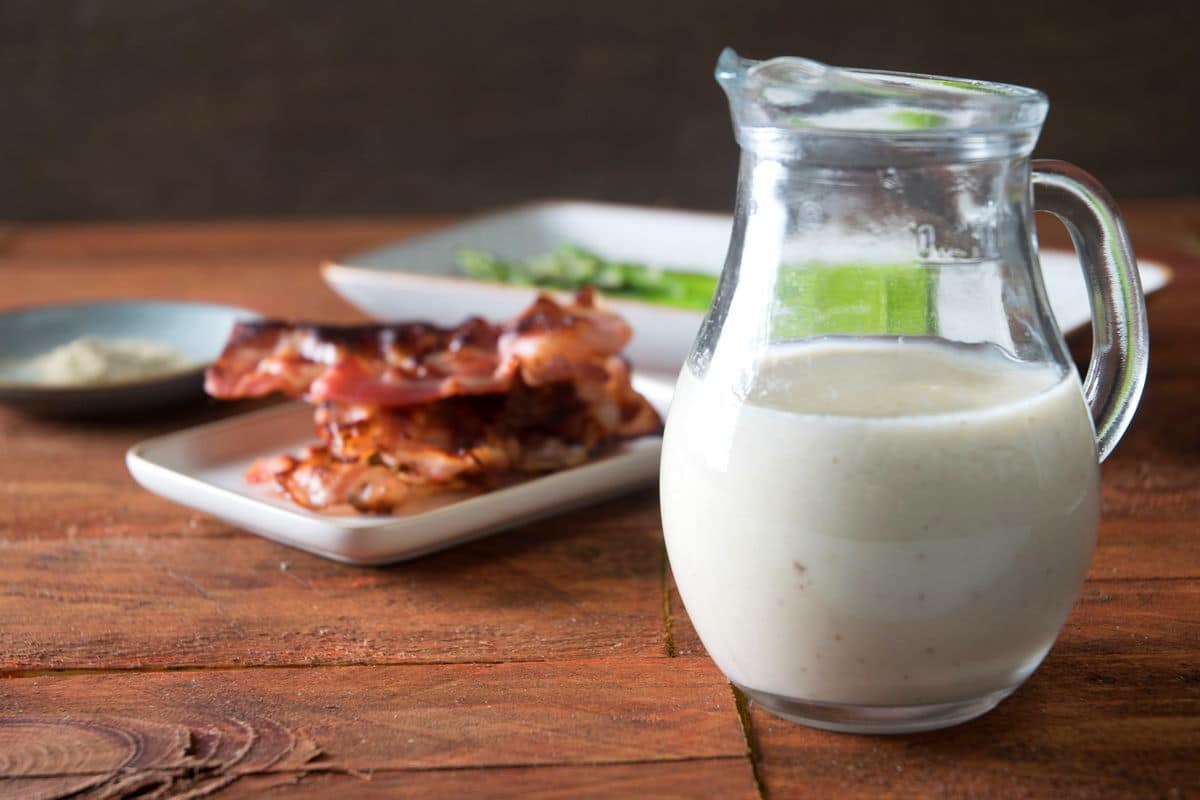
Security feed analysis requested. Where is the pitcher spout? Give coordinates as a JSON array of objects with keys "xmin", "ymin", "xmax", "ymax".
[{"xmin": 714, "ymin": 47, "xmax": 1048, "ymax": 159}]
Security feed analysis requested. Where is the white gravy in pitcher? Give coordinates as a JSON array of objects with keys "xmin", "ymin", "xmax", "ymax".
[{"xmin": 660, "ymin": 338, "xmax": 1100, "ymax": 706}]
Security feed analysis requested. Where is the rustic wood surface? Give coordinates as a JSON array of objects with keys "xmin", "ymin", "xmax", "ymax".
[{"xmin": 0, "ymin": 204, "xmax": 1197, "ymax": 798}]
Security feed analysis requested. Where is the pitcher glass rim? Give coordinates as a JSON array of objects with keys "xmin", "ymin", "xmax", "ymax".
[{"xmin": 716, "ymin": 47, "xmax": 1050, "ymax": 140}]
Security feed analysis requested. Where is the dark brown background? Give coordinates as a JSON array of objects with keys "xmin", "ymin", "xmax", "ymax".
[{"xmin": 3, "ymin": 0, "xmax": 1197, "ymax": 221}]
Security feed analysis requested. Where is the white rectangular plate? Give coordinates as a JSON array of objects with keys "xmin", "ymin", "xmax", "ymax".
[
  {"xmin": 323, "ymin": 200, "xmax": 1172, "ymax": 373},
  {"xmin": 127, "ymin": 375, "xmax": 674, "ymax": 565}
]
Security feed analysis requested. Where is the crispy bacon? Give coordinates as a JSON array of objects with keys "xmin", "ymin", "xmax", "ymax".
[
  {"xmin": 254, "ymin": 365, "xmax": 657, "ymax": 513},
  {"xmin": 204, "ymin": 289, "xmax": 631, "ymax": 406},
  {"xmin": 247, "ymin": 447, "xmax": 418, "ymax": 513},
  {"xmin": 208, "ymin": 290, "xmax": 661, "ymax": 514}
]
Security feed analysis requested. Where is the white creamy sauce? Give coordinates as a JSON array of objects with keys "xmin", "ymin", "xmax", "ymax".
[
  {"xmin": 17, "ymin": 337, "xmax": 191, "ymax": 385},
  {"xmin": 660, "ymin": 338, "xmax": 1100, "ymax": 706}
]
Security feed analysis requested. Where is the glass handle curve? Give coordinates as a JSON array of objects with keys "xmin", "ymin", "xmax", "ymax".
[{"xmin": 1033, "ymin": 159, "xmax": 1149, "ymax": 462}]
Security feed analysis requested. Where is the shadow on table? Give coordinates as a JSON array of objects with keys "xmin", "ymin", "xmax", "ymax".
[{"xmin": 7, "ymin": 394, "xmax": 289, "ymax": 436}]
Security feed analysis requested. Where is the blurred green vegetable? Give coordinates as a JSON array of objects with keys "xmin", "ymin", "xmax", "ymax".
[
  {"xmin": 773, "ymin": 261, "xmax": 930, "ymax": 338},
  {"xmin": 457, "ymin": 245, "xmax": 718, "ymax": 311},
  {"xmin": 889, "ymin": 110, "xmax": 948, "ymax": 130},
  {"xmin": 457, "ymin": 245, "xmax": 933, "ymax": 334}
]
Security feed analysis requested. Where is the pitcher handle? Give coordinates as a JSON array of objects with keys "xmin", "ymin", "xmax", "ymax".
[{"xmin": 1032, "ymin": 160, "xmax": 1149, "ymax": 462}]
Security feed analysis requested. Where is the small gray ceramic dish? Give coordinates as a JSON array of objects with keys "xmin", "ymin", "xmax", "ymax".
[{"xmin": 0, "ymin": 300, "xmax": 258, "ymax": 417}]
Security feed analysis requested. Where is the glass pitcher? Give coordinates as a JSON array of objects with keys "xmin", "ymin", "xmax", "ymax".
[{"xmin": 659, "ymin": 49, "xmax": 1148, "ymax": 734}]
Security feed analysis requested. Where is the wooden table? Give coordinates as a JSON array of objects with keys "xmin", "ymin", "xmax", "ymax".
[{"xmin": 1, "ymin": 205, "xmax": 1197, "ymax": 799}]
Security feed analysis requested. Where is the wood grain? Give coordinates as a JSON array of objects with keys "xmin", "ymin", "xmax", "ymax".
[
  {"xmin": 0, "ymin": 209, "xmax": 1196, "ymax": 798},
  {"xmin": 11, "ymin": 203, "xmax": 1191, "ymax": 261},
  {"xmin": 4, "ymin": 760, "xmax": 756, "ymax": 800},
  {"xmin": 0, "ymin": 255, "xmax": 366, "ymax": 322},
  {"xmin": 748, "ymin": 652, "xmax": 1200, "ymax": 799},
  {"xmin": 0, "ymin": 396, "xmax": 283, "ymax": 544},
  {"xmin": 224, "ymin": 760, "xmax": 757, "ymax": 800},
  {"xmin": 1100, "ymin": 382, "xmax": 1200, "ymax": 523},
  {"xmin": 0, "ymin": 492, "xmax": 668, "ymax": 670},
  {"xmin": 0, "ymin": 659, "xmax": 748, "ymax": 798},
  {"xmin": 3, "ymin": 218, "xmax": 452, "ymax": 259}
]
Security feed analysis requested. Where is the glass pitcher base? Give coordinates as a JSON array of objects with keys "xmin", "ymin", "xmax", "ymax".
[{"xmin": 737, "ymin": 684, "xmax": 1017, "ymax": 734}]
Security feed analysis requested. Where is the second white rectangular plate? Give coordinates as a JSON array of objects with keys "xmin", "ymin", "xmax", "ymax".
[
  {"xmin": 322, "ymin": 200, "xmax": 1172, "ymax": 374},
  {"xmin": 126, "ymin": 375, "xmax": 674, "ymax": 565}
]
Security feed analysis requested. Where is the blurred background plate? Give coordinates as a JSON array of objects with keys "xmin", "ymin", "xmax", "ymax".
[
  {"xmin": 322, "ymin": 201, "xmax": 1173, "ymax": 374},
  {"xmin": 0, "ymin": 300, "xmax": 258, "ymax": 417},
  {"xmin": 324, "ymin": 201, "xmax": 726, "ymax": 371}
]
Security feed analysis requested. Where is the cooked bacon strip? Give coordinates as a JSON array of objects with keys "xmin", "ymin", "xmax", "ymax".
[
  {"xmin": 243, "ymin": 361, "xmax": 662, "ymax": 513},
  {"xmin": 266, "ymin": 370, "xmax": 654, "ymax": 512},
  {"xmin": 247, "ymin": 447, "xmax": 417, "ymax": 513},
  {"xmin": 318, "ymin": 380, "xmax": 595, "ymax": 477},
  {"xmin": 205, "ymin": 289, "xmax": 631, "ymax": 407},
  {"xmin": 215, "ymin": 291, "xmax": 661, "ymax": 514}
]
